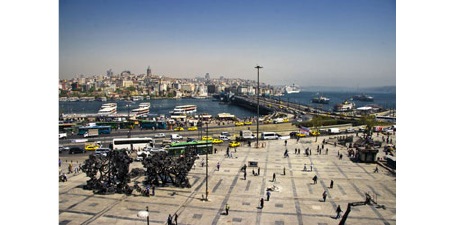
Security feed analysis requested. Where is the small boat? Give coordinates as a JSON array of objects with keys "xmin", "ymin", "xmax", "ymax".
[
  {"xmin": 97, "ymin": 103, "xmax": 117, "ymax": 115},
  {"xmin": 312, "ymin": 96, "xmax": 330, "ymax": 104},
  {"xmin": 352, "ymin": 94, "xmax": 374, "ymax": 102}
]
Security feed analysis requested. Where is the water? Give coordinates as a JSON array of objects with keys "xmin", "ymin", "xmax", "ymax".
[
  {"xmin": 278, "ymin": 91, "xmax": 396, "ymax": 112},
  {"xmin": 59, "ymin": 91, "xmax": 396, "ymax": 118}
]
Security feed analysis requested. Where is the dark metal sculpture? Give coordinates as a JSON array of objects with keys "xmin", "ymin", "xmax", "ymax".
[
  {"xmin": 81, "ymin": 148, "xmax": 197, "ymax": 195},
  {"xmin": 141, "ymin": 149, "xmax": 197, "ymax": 188},
  {"xmin": 81, "ymin": 150, "xmax": 133, "ymax": 195}
]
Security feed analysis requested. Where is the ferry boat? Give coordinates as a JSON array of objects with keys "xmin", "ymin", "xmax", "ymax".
[
  {"xmin": 284, "ymin": 84, "xmax": 301, "ymax": 94},
  {"xmin": 333, "ymin": 100, "xmax": 355, "ymax": 112},
  {"xmin": 170, "ymin": 105, "xmax": 197, "ymax": 115},
  {"xmin": 311, "ymin": 96, "xmax": 330, "ymax": 104},
  {"xmin": 131, "ymin": 102, "xmax": 150, "ymax": 116},
  {"xmin": 352, "ymin": 94, "xmax": 374, "ymax": 102},
  {"xmin": 97, "ymin": 103, "xmax": 117, "ymax": 115},
  {"xmin": 132, "ymin": 96, "xmax": 144, "ymax": 101}
]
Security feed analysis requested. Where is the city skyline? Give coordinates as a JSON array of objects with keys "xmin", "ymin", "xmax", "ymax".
[{"xmin": 59, "ymin": 0, "xmax": 396, "ymax": 88}]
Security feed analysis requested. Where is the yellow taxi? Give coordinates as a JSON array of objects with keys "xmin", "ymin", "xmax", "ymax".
[
  {"xmin": 310, "ymin": 130, "xmax": 320, "ymax": 136},
  {"xmin": 244, "ymin": 121, "xmax": 253, "ymax": 125},
  {"xmin": 174, "ymin": 127, "xmax": 184, "ymax": 131},
  {"xmin": 85, "ymin": 144, "xmax": 100, "ymax": 151},
  {"xmin": 235, "ymin": 122, "xmax": 244, "ymax": 126},
  {"xmin": 282, "ymin": 118, "xmax": 289, "ymax": 123},
  {"xmin": 212, "ymin": 139, "xmax": 224, "ymax": 144},
  {"xmin": 296, "ymin": 132, "xmax": 307, "ymax": 137},
  {"xmin": 187, "ymin": 126, "xmax": 198, "ymax": 131},
  {"xmin": 202, "ymin": 136, "xmax": 213, "ymax": 141},
  {"xmin": 229, "ymin": 141, "xmax": 241, "ymax": 147}
]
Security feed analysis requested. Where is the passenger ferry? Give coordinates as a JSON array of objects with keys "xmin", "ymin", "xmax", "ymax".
[
  {"xmin": 311, "ymin": 96, "xmax": 330, "ymax": 104},
  {"xmin": 170, "ymin": 105, "xmax": 197, "ymax": 115},
  {"xmin": 97, "ymin": 103, "xmax": 117, "ymax": 115},
  {"xmin": 284, "ymin": 84, "xmax": 301, "ymax": 94},
  {"xmin": 131, "ymin": 102, "xmax": 151, "ymax": 116}
]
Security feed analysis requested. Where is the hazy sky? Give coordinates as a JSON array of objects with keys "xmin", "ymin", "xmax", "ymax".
[{"xmin": 59, "ymin": 0, "xmax": 396, "ymax": 87}]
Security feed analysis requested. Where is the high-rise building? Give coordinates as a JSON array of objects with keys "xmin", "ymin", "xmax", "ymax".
[
  {"xmin": 205, "ymin": 73, "xmax": 210, "ymax": 80},
  {"xmin": 147, "ymin": 66, "xmax": 152, "ymax": 76}
]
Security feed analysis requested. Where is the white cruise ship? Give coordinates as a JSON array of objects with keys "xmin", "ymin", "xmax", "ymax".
[
  {"xmin": 170, "ymin": 105, "xmax": 197, "ymax": 115},
  {"xmin": 131, "ymin": 102, "xmax": 150, "ymax": 116},
  {"xmin": 97, "ymin": 103, "xmax": 117, "ymax": 115},
  {"xmin": 284, "ymin": 84, "xmax": 301, "ymax": 94}
]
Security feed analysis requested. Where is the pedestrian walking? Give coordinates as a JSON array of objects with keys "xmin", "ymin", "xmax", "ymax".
[
  {"xmin": 330, "ymin": 180, "xmax": 334, "ymax": 189},
  {"xmin": 322, "ymin": 191, "xmax": 327, "ymax": 202},
  {"xmin": 244, "ymin": 171, "xmax": 247, "ymax": 180},
  {"xmin": 339, "ymin": 154, "xmax": 343, "ymax": 160},
  {"xmin": 285, "ymin": 140, "xmax": 287, "ymax": 146},
  {"xmin": 167, "ymin": 214, "xmax": 173, "ymax": 225},
  {"xmin": 310, "ymin": 164, "xmax": 313, "ymax": 172},
  {"xmin": 303, "ymin": 164, "xmax": 307, "ymax": 171},
  {"xmin": 313, "ymin": 175, "xmax": 318, "ymax": 184},
  {"xmin": 217, "ymin": 162, "xmax": 220, "ymax": 171},
  {"xmin": 283, "ymin": 167, "xmax": 286, "ymax": 175},
  {"xmin": 260, "ymin": 197, "xmax": 264, "ymax": 209},
  {"xmin": 295, "ymin": 148, "xmax": 297, "ymax": 154},
  {"xmin": 374, "ymin": 166, "xmax": 379, "ymax": 173},
  {"xmin": 68, "ymin": 163, "xmax": 73, "ymax": 174},
  {"xmin": 326, "ymin": 148, "xmax": 328, "ymax": 155},
  {"xmin": 266, "ymin": 190, "xmax": 271, "ymax": 201},
  {"xmin": 225, "ymin": 204, "xmax": 230, "ymax": 215},
  {"xmin": 152, "ymin": 185, "xmax": 155, "ymax": 196},
  {"xmin": 59, "ymin": 158, "xmax": 61, "ymax": 167},
  {"xmin": 336, "ymin": 205, "xmax": 342, "ymax": 219},
  {"xmin": 257, "ymin": 167, "xmax": 260, "ymax": 176},
  {"xmin": 273, "ymin": 173, "xmax": 276, "ymax": 182},
  {"xmin": 174, "ymin": 213, "xmax": 178, "ymax": 225}
]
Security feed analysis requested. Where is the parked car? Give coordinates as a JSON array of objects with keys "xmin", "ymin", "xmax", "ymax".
[
  {"xmin": 235, "ymin": 122, "xmax": 244, "ymax": 126},
  {"xmin": 174, "ymin": 127, "xmax": 184, "ymax": 131},
  {"xmin": 69, "ymin": 147, "xmax": 85, "ymax": 154}
]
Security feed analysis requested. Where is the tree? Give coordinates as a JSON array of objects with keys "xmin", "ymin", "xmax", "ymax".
[
  {"xmin": 360, "ymin": 115, "xmax": 376, "ymax": 137},
  {"xmin": 310, "ymin": 115, "xmax": 323, "ymax": 142}
]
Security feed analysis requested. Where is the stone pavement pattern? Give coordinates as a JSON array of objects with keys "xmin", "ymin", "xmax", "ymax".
[{"xmin": 59, "ymin": 135, "xmax": 396, "ymax": 225}]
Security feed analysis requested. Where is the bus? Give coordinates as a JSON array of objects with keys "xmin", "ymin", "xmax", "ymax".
[
  {"xmin": 167, "ymin": 140, "xmax": 212, "ymax": 156},
  {"xmin": 59, "ymin": 123, "xmax": 77, "ymax": 133},
  {"xmin": 112, "ymin": 137, "xmax": 154, "ymax": 151},
  {"xmin": 261, "ymin": 132, "xmax": 279, "ymax": 140},
  {"xmin": 77, "ymin": 125, "xmax": 112, "ymax": 136}
]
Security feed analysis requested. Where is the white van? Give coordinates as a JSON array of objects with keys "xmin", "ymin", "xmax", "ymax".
[
  {"xmin": 261, "ymin": 132, "xmax": 278, "ymax": 140},
  {"xmin": 171, "ymin": 134, "xmax": 183, "ymax": 140}
]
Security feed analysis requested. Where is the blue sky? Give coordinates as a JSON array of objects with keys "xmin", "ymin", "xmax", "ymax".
[{"xmin": 59, "ymin": 0, "xmax": 396, "ymax": 87}]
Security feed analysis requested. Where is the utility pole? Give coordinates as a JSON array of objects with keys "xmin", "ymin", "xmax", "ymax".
[{"xmin": 255, "ymin": 65, "xmax": 263, "ymax": 148}]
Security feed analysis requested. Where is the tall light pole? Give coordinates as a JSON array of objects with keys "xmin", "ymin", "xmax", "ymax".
[
  {"xmin": 205, "ymin": 120, "xmax": 209, "ymax": 201},
  {"xmin": 255, "ymin": 65, "xmax": 263, "ymax": 148}
]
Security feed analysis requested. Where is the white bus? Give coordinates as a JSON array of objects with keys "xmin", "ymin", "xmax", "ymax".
[
  {"xmin": 261, "ymin": 132, "xmax": 278, "ymax": 140},
  {"xmin": 112, "ymin": 137, "xmax": 154, "ymax": 151}
]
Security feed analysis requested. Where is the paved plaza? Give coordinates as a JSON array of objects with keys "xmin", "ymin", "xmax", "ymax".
[{"xmin": 59, "ymin": 135, "xmax": 396, "ymax": 225}]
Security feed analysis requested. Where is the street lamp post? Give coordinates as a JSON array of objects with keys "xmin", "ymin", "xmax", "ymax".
[
  {"xmin": 205, "ymin": 120, "xmax": 209, "ymax": 201},
  {"xmin": 127, "ymin": 104, "xmax": 131, "ymax": 138},
  {"xmin": 137, "ymin": 206, "xmax": 150, "ymax": 225},
  {"xmin": 255, "ymin": 65, "xmax": 263, "ymax": 148}
]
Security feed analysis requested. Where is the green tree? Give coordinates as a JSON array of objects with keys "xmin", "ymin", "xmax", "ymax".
[
  {"xmin": 310, "ymin": 115, "xmax": 323, "ymax": 142},
  {"xmin": 361, "ymin": 114, "xmax": 376, "ymax": 137}
]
